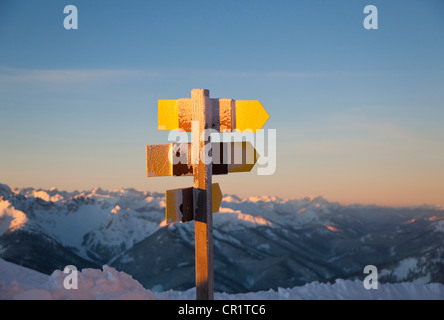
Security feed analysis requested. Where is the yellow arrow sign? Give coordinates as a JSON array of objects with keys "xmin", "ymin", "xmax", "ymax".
[
  {"xmin": 234, "ymin": 100, "xmax": 269, "ymax": 132},
  {"xmin": 165, "ymin": 183, "xmax": 223, "ymax": 224},
  {"xmin": 158, "ymin": 99, "xmax": 269, "ymax": 132},
  {"xmin": 146, "ymin": 142, "xmax": 259, "ymax": 177}
]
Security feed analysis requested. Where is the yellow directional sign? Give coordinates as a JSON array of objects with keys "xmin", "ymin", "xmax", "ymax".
[
  {"xmin": 146, "ymin": 142, "xmax": 259, "ymax": 177},
  {"xmin": 223, "ymin": 141, "xmax": 258, "ymax": 173},
  {"xmin": 165, "ymin": 183, "xmax": 223, "ymax": 224},
  {"xmin": 158, "ymin": 99, "xmax": 269, "ymax": 132},
  {"xmin": 146, "ymin": 143, "xmax": 191, "ymax": 177}
]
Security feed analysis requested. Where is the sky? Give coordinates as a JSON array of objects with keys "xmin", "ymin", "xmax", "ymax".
[{"xmin": 0, "ymin": 0, "xmax": 443, "ymax": 206}]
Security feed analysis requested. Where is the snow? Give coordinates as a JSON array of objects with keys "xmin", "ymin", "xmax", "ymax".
[
  {"xmin": 41, "ymin": 205, "xmax": 109, "ymax": 248},
  {"xmin": 402, "ymin": 218, "xmax": 416, "ymax": 225},
  {"xmin": 1, "ymin": 258, "xmax": 443, "ymax": 300},
  {"xmin": 0, "ymin": 258, "xmax": 156, "ymax": 300},
  {"xmin": 380, "ymin": 257, "xmax": 420, "ymax": 282},
  {"xmin": 429, "ymin": 216, "xmax": 444, "ymax": 222},
  {"xmin": 325, "ymin": 225, "xmax": 343, "ymax": 232},
  {"xmin": 435, "ymin": 220, "xmax": 444, "ymax": 233},
  {"xmin": 218, "ymin": 207, "xmax": 272, "ymax": 226},
  {"xmin": 151, "ymin": 279, "xmax": 444, "ymax": 300},
  {"xmin": 31, "ymin": 190, "xmax": 63, "ymax": 203},
  {"xmin": 392, "ymin": 258, "xmax": 419, "ymax": 280},
  {"xmin": 3, "ymin": 184, "xmax": 444, "ymax": 254},
  {"xmin": 247, "ymin": 196, "xmax": 279, "ymax": 203},
  {"xmin": 0, "ymin": 200, "xmax": 28, "ymax": 235},
  {"xmin": 0, "ymin": 185, "xmax": 166, "ymax": 261}
]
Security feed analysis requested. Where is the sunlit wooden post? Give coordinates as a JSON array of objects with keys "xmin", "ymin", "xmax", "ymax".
[{"xmin": 191, "ymin": 89, "xmax": 215, "ymax": 300}]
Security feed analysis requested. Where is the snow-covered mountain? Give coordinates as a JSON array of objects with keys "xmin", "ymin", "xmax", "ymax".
[{"xmin": 1, "ymin": 182, "xmax": 443, "ymax": 293}]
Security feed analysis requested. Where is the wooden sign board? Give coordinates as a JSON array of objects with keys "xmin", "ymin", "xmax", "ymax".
[
  {"xmin": 146, "ymin": 141, "xmax": 258, "ymax": 177},
  {"xmin": 165, "ymin": 183, "xmax": 223, "ymax": 224},
  {"xmin": 158, "ymin": 99, "xmax": 269, "ymax": 132}
]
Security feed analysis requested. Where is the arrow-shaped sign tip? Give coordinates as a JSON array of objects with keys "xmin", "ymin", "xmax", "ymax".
[
  {"xmin": 212, "ymin": 183, "xmax": 223, "ymax": 213},
  {"xmin": 235, "ymin": 100, "xmax": 269, "ymax": 132}
]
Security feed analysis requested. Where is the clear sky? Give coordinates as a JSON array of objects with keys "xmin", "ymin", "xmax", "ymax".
[{"xmin": 1, "ymin": 0, "xmax": 443, "ymax": 206}]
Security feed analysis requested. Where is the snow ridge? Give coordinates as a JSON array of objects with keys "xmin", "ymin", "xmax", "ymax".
[{"xmin": 1, "ymin": 258, "xmax": 443, "ymax": 300}]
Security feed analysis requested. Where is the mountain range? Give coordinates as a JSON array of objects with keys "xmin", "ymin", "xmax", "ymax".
[{"xmin": 1, "ymin": 182, "xmax": 443, "ymax": 293}]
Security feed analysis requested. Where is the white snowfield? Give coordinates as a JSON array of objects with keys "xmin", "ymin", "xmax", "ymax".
[{"xmin": 1, "ymin": 258, "xmax": 443, "ymax": 300}]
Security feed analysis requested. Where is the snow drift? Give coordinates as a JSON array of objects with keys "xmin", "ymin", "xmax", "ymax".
[{"xmin": 1, "ymin": 258, "xmax": 443, "ymax": 300}]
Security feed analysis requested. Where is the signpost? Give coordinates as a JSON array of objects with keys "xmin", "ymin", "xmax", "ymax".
[{"xmin": 146, "ymin": 89, "xmax": 269, "ymax": 300}]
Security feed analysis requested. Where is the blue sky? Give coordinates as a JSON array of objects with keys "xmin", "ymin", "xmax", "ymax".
[{"xmin": 1, "ymin": 0, "xmax": 443, "ymax": 206}]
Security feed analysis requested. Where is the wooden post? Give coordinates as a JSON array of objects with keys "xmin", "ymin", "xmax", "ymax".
[{"xmin": 192, "ymin": 89, "xmax": 214, "ymax": 300}]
